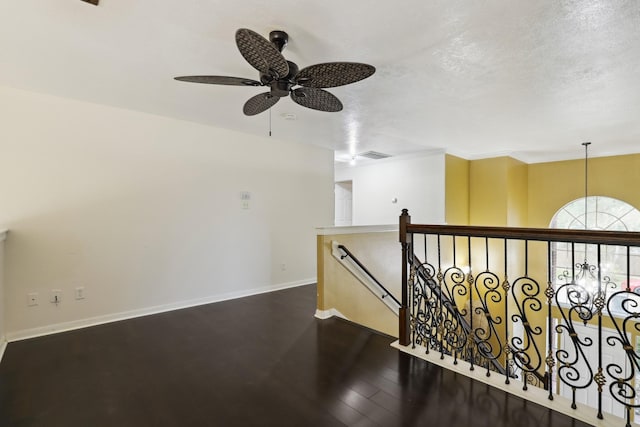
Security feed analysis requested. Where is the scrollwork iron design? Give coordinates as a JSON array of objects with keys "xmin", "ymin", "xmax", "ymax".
[
  {"xmin": 605, "ymin": 290, "xmax": 640, "ymax": 410},
  {"xmin": 401, "ymin": 218, "xmax": 640, "ymax": 424},
  {"xmin": 554, "ymin": 276, "xmax": 596, "ymax": 403},
  {"xmin": 510, "ymin": 275, "xmax": 544, "ymax": 390},
  {"xmin": 411, "ymin": 261, "xmax": 439, "ymax": 352},
  {"xmin": 442, "ymin": 265, "xmax": 469, "ymax": 362},
  {"xmin": 473, "ymin": 270, "xmax": 504, "ymax": 376}
]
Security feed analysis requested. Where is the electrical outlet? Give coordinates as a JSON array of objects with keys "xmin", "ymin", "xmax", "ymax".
[
  {"xmin": 75, "ymin": 286, "xmax": 85, "ymax": 300},
  {"xmin": 240, "ymin": 191, "xmax": 250, "ymax": 209},
  {"xmin": 50, "ymin": 289, "xmax": 63, "ymax": 305},
  {"xmin": 27, "ymin": 292, "xmax": 38, "ymax": 306}
]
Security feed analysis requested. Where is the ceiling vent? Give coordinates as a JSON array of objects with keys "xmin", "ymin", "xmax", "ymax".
[{"xmin": 357, "ymin": 151, "xmax": 392, "ymax": 160}]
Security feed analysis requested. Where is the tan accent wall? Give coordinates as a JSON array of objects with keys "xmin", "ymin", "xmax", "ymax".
[{"xmin": 317, "ymin": 231, "xmax": 400, "ymax": 337}]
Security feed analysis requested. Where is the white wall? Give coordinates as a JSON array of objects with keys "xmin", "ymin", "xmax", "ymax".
[
  {"xmin": 0, "ymin": 85, "xmax": 334, "ymax": 339},
  {"xmin": 335, "ymin": 152, "xmax": 446, "ymax": 225}
]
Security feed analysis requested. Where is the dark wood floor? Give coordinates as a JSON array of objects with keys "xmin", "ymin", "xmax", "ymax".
[{"xmin": 0, "ymin": 284, "xmax": 590, "ymax": 427}]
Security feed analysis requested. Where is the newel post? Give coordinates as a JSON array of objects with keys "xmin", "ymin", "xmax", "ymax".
[{"xmin": 399, "ymin": 209, "xmax": 411, "ymax": 346}]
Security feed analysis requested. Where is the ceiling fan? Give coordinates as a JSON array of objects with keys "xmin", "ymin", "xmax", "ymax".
[{"xmin": 174, "ymin": 28, "xmax": 376, "ymax": 116}]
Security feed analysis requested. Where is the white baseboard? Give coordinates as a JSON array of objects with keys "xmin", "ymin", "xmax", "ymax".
[
  {"xmin": 314, "ymin": 308, "xmax": 347, "ymax": 320},
  {"xmin": 0, "ymin": 339, "xmax": 6, "ymax": 364},
  {"xmin": 6, "ymin": 278, "xmax": 316, "ymax": 343}
]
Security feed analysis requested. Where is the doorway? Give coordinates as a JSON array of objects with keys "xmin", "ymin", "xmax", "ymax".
[{"xmin": 334, "ymin": 181, "xmax": 353, "ymax": 226}]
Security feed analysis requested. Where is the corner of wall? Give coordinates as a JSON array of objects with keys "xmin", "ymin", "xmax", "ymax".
[
  {"xmin": 445, "ymin": 154, "xmax": 470, "ymax": 225},
  {"xmin": 0, "ymin": 230, "xmax": 6, "ymax": 363},
  {"xmin": 506, "ymin": 158, "xmax": 529, "ymax": 227},
  {"xmin": 469, "ymin": 157, "xmax": 509, "ymax": 226},
  {"xmin": 467, "ymin": 156, "xmax": 531, "ymax": 227}
]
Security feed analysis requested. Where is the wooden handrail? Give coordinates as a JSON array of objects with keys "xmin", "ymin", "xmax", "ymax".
[{"xmin": 406, "ymin": 223, "xmax": 640, "ymax": 246}]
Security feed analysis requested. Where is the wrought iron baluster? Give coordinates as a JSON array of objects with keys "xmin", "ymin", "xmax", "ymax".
[
  {"xmin": 452, "ymin": 235, "xmax": 459, "ymax": 364},
  {"xmin": 504, "ymin": 238, "xmax": 511, "ymax": 385},
  {"xmin": 409, "ymin": 250, "xmax": 438, "ymax": 353},
  {"xmin": 555, "ymin": 241, "xmax": 595, "ymax": 411},
  {"xmin": 437, "ymin": 234, "xmax": 445, "ymax": 360},
  {"xmin": 406, "ymin": 239, "xmax": 444, "ymax": 356},
  {"xmin": 473, "ymin": 237, "xmax": 504, "ymax": 378},
  {"xmin": 546, "ymin": 242, "xmax": 555, "ymax": 399},
  {"xmin": 443, "ymin": 235, "xmax": 468, "ymax": 365},
  {"xmin": 510, "ymin": 240, "xmax": 543, "ymax": 391},
  {"xmin": 468, "ymin": 236, "xmax": 474, "ymax": 371},
  {"xmin": 410, "ymin": 249, "xmax": 416, "ymax": 349},
  {"xmin": 422, "ymin": 235, "xmax": 437, "ymax": 354},
  {"xmin": 596, "ymin": 244, "xmax": 604, "ymax": 420}
]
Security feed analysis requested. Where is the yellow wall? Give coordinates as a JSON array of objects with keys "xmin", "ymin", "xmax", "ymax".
[
  {"xmin": 469, "ymin": 157, "xmax": 509, "ymax": 226},
  {"xmin": 318, "ymin": 153, "xmax": 640, "ymax": 349},
  {"xmin": 528, "ymin": 153, "xmax": 640, "ymax": 228},
  {"xmin": 446, "ymin": 156, "xmax": 529, "ymax": 365},
  {"xmin": 317, "ymin": 231, "xmax": 400, "ymax": 337},
  {"xmin": 464, "ymin": 153, "xmax": 640, "ymax": 383},
  {"xmin": 445, "ymin": 154, "xmax": 470, "ymax": 225},
  {"xmin": 466, "ymin": 156, "xmax": 529, "ymax": 227},
  {"xmin": 449, "ymin": 152, "xmax": 640, "ymax": 229},
  {"xmin": 527, "ymin": 154, "xmax": 640, "ymax": 362},
  {"xmin": 507, "ymin": 158, "xmax": 528, "ymax": 227}
]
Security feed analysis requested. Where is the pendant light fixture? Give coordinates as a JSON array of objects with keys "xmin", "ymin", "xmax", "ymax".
[{"xmin": 573, "ymin": 142, "xmax": 602, "ymax": 320}]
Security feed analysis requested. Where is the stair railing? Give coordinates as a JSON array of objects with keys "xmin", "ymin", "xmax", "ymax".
[
  {"xmin": 408, "ymin": 250, "xmax": 551, "ymax": 388},
  {"xmin": 331, "ymin": 241, "xmax": 400, "ymax": 314},
  {"xmin": 398, "ymin": 209, "xmax": 640, "ymax": 426}
]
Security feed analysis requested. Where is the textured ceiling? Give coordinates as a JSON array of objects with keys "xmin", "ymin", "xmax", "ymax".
[{"xmin": 1, "ymin": 0, "xmax": 639, "ymax": 163}]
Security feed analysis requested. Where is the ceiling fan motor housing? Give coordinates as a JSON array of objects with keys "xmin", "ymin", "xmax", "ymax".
[
  {"xmin": 271, "ymin": 81, "xmax": 291, "ymax": 97},
  {"xmin": 269, "ymin": 30, "xmax": 288, "ymax": 52},
  {"xmin": 266, "ymin": 60, "xmax": 299, "ymax": 97}
]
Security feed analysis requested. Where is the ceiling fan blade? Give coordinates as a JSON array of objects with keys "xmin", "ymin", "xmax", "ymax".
[
  {"xmin": 243, "ymin": 92, "xmax": 280, "ymax": 116},
  {"xmin": 235, "ymin": 28, "xmax": 289, "ymax": 78},
  {"xmin": 296, "ymin": 62, "xmax": 375, "ymax": 88},
  {"xmin": 290, "ymin": 88, "xmax": 343, "ymax": 112},
  {"xmin": 174, "ymin": 76, "xmax": 261, "ymax": 86}
]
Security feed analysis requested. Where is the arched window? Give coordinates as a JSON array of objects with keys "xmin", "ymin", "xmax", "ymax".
[{"xmin": 550, "ymin": 196, "xmax": 640, "ymax": 301}]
